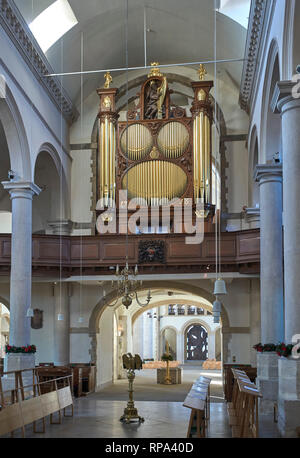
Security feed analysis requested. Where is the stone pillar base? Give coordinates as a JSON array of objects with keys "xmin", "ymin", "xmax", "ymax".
[
  {"xmin": 278, "ymin": 358, "xmax": 300, "ymax": 437},
  {"xmin": 256, "ymin": 352, "xmax": 279, "ymax": 415},
  {"xmin": 2, "ymin": 353, "xmax": 36, "ymax": 392}
]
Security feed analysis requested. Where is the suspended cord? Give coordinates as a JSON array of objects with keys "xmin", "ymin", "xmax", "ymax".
[
  {"xmin": 79, "ymin": 32, "xmax": 84, "ymax": 321},
  {"xmin": 125, "ymin": 0, "xmax": 129, "ymax": 263},
  {"xmin": 59, "ymin": 37, "xmax": 64, "ymax": 317},
  {"xmin": 214, "ymin": 0, "xmax": 218, "ymax": 281}
]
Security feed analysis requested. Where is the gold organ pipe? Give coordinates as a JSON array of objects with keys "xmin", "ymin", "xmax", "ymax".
[{"xmin": 101, "ymin": 121, "xmax": 105, "ymax": 201}]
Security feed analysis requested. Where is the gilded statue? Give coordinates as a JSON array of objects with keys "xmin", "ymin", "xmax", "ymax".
[
  {"xmin": 144, "ymin": 77, "xmax": 167, "ymax": 120},
  {"xmin": 104, "ymin": 71, "xmax": 113, "ymax": 89},
  {"xmin": 198, "ymin": 64, "xmax": 207, "ymax": 81}
]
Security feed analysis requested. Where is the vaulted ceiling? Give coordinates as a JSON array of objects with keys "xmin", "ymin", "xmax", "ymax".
[{"xmin": 14, "ymin": 0, "xmax": 248, "ymax": 106}]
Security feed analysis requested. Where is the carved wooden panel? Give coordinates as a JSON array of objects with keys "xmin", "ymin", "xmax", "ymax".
[
  {"xmin": 203, "ymin": 239, "xmax": 236, "ymax": 258},
  {"xmin": 102, "ymin": 243, "xmax": 135, "ymax": 261},
  {"xmin": 71, "ymin": 242, "xmax": 100, "ymax": 260},
  {"xmin": 168, "ymin": 241, "xmax": 202, "ymax": 259}
]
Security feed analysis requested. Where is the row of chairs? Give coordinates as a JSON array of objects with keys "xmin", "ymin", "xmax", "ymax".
[
  {"xmin": 183, "ymin": 375, "xmax": 212, "ymax": 438},
  {"xmin": 0, "ymin": 368, "xmax": 74, "ymax": 438},
  {"xmin": 227, "ymin": 368, "xmax": 262, "ymax": 438}
]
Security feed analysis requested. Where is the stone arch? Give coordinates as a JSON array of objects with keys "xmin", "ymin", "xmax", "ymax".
[
  {"xmin": 132, "ymin": 298, "xmax": 213, "ymax": 326},
  {"xmin": 0, "ymin": 296, "xmax": 10, "ymax": 310},
  {"xmin": 181, "ymin": 318, "xmax": 212, "ymax": 336},
  {"xmin": 248, "ymin": 124, "xmax": 259, "ymax": 207},
  {"xmin": 260, "ymin": 39, "xmax": 281, "ymax": 164},
  {"xmin": 0, "ymin": 83, "xmax": 31, "ymax": 180},
  {"xmin": 282, "ymin": 0, "xmax": 296, "ymax": 80},
  {"xmin": 89, "ymin": 281, "xmax": 230, "ymax": 335},
  {"xmin": 33, "ymin": 144, "xmax": 70, "ymax": 233}
]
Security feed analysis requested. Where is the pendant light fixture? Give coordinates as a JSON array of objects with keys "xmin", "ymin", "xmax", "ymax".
[{"xmin": 26, "ymin": 307, "xmax": 34, "ymax": 318}]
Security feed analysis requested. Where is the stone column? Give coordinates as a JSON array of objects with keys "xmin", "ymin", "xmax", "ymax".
[
  {"xmin": 1, "ymin": 181, "xmax": 41, "ymax": 376},
  {"xmin": 152, "ymin": 310, "xmax": 160, "ymax": 361},
  {"xmin": 208, "ymin": 331, "xmax": 216, "ymax": 359},
  {"xmin": 53, "ymin": 283, "xmax": 70, "ymax": 366},
  {"xmin": 254, "ymin": 165, "xmax": 283, "ymax": 415},
  {"xmin": 255, "ymin": 164, "xmax": 284, "ymax": 344},
  {"xmin": 142, "ymin": 311, "xmax": 153, "ymax": 360},
  {"xmin": 272, "ymin": 81, "xmax": 300, "ymax": 436},
  {"xmin": 249, "ymin": 278, "xmax": 261, "ymax": 367}
]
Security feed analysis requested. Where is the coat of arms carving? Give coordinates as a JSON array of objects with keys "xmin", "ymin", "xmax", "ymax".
[{"xmin": 138, "ymin": 240, "xmax": 165, "ymax": 264}]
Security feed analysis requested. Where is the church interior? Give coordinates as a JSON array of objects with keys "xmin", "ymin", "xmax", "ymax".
[{"xmin": 0, "ymin": 0, "xmax": 300, "ymax": 440}]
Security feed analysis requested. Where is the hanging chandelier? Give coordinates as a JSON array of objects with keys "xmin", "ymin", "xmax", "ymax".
[{"xmin": 109, "ymin": 263, "xmax": 152, "ymax": 309}]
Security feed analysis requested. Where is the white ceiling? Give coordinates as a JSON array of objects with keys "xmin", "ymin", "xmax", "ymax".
[{"xmin": 14, "ymin": 0, "xmax": 248, "ymax": 105}]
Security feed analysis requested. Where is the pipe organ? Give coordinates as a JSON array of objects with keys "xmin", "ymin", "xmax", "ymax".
[{"xmin": 96, "ymin": 63, "xmax": 215, "ymax": 232}]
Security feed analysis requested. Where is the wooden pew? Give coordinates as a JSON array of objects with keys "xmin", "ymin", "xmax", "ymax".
[
  {"xmin": 223, "ymin": 364, "xmax": 257, "ymax": 402},
  {"xmin": 69, "ymin": 364, "xmax": 96, "ymax": 397},
  {"xmin": 227, "ymin": 369, "xmax": 262, "ymax": 438},
  {"xmin": 183, "ymin": 375, "xmax": 212, "ymax": 438},
  {"xmin": 0, "ymin": 371, "xmax": 74, "ymax": 438}
]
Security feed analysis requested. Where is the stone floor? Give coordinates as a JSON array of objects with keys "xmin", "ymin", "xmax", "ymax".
[{"xmin": 2, "ymin": 367, "xmax": 281, "ymax": 438}]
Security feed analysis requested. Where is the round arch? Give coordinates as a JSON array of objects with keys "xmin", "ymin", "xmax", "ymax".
[
  {"xmin": 0, "ymin": 83, "xmax": 31, "ymax": 180},
  {"xmin": 89, "ymin": 281, "xmax": 230, "ymax": 335},
  {"xmin": 260, "ymin": 39, "xmax": 281, "ymax": 164},
  {"xmin": 181, "ymin": 318, "xmax": 212, "ymax": 336},
  {"xmin": 132, "ymin": 298, "xmax": 214, "ymax": 326},
  {"xmin": 33, "ymin": 144, "xmax": 70, "ymax": 233},
  {"xmin": 0, "ymin": 296, "xmax": 10, "ymax": 311},
  {"xmin": 248, "ymin": 124, "xmax": 259, "ymax": 207}
]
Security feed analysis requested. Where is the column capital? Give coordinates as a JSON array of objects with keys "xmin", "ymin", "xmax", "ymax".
[
  {"xmin": 1, "ymin": 180, "xmax": 42, "ymax": 199},
  {"xmin": 271, "ymin": 80, "xmax": 300, "ymax": 114},
  {"xmin": 254, "ymin": 164, "xmax": 282, "ymax": 185}
]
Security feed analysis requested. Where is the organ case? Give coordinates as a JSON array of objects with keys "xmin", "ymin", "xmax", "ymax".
[{"xmin": 96, "ymin": 64, "xmax": 215, "ymax": 232}]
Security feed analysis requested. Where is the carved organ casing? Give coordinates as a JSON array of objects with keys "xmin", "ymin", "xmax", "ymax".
[{"xmin": 96, "ymin": 65, "xmax": 215, "ymax": 232}]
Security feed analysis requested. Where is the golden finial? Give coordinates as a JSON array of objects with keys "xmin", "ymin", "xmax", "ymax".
[
  {"xmin": 104, "ymin": 71, "xmax": 113, "ymax": 89},
  {"xmin": 148, "ymin": 62, "xmax": 163, "ymax": 78},
  {"xmin": 198, "ymin": 64, "xmax": 207, "ymax": 81}
]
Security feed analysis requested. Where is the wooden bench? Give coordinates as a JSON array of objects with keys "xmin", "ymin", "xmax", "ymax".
[
  {"xmin": 0, "ymin": 368, "xmax": 73, "ymax": 438},
  {"xmin": 183, "ymin": 375, "xmax": 212, "ymax": 438},
  {"xmin": 227, "ymin": 369, "xmax": 262, "ymax": 438},
  {"xmin": 68, "ymin": 364, "xmax": 96, "ymax": 397},
  {"xmin": 223, "ymin": 364, "xmax": 257, "ymax": 402},
  {"xmin": 35, "ymin": 367, "xmax": 73, "ymax": 396}
]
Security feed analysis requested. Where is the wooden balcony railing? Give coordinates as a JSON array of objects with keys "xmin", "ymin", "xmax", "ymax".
[{"xmin": 0, "ymin": 229, "xmax": 260, "ymax": 277}]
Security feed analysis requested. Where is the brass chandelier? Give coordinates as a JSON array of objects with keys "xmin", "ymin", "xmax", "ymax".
[{"xmin": 110, "ymin": 263, "xmax": 152, "ymax": 309}]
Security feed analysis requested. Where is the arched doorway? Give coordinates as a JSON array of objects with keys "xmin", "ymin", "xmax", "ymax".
[{"xmin": 185, "ymin": 324, "xmax": 208, "ymax": 361}]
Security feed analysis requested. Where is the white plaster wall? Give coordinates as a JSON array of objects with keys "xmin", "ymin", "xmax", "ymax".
[
  {"xmin": 0, "ymin": 212, "xmax": 12, "ymax": 233},
  {"xmin": 70, "ymin": 334, "xmax": 91, "ymax": 363},
  {"xmin": 226, "ymin": 141, "xmax": 249, "ymax": 215},
  {"xmin": 229, "ymin": 334, "xmax": 251, "ymax": 365},
  {"xmin": 70, "ymin": 150, "xmax": 93, "ymax": 229},
  {"xmin": 97, "ymin": 306, "xmax": 114, "ymax": 389},
  {"xmin": 30, "ymin": 283, "xmax": 55, "ymax": 364}
]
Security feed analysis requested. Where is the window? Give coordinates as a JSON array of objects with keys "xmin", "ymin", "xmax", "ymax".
[
  {"xmin": 30, "ymin": 0, "xmax": 78, "ymax": 53},
  {"xmin": 168, "ymin": 305, "xmax": 176, "ymax": 316},
  {"xmin": 217, "ymin": 0, "xmax": 251, "ymax": 29}
]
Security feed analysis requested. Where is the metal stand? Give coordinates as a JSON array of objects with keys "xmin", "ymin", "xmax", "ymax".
[{"xmin": 120, "ymin": 369, "xmax": 144, "ymax": 424}]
